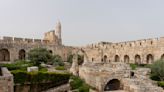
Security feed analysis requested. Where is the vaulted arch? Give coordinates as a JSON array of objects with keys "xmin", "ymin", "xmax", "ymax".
[
  {"xmin": 104, "ymin": 79, "xmax": 121, "ymax": 91},
  {"xmin": 19, "ymin": 49, "xmax": 26, "ymax": 60},
  {"xmin": 114, "ymin": 55, "xmax": 120, "ymax": 62},
  {"xmin": 146, "ymin": 54, "xmax": 154, "ymax": 64},
  {"xmin": 135, "ymin": 54, "xmax": 141, "ymax": 64},
  {"xmin": 0, "ymin": 49, "xmax": 10, "ymax": 61},
  {"xmin": 124, "ymin": 55, "xmax": 130, "ymax": 63}
]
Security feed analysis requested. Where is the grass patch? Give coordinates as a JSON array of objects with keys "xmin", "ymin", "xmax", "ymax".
[
  {"xmin": 55, "ymin": 66, "xmax": 66, "ymax": 70},
  {"xmin": 129, "ymin": 64, "xmax": 151, "ymax": 70}
]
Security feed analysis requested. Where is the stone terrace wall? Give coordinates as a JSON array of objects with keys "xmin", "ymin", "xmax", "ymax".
[
  {"xmin": 42, "ymin": 83, "xmax": 70, "ymax": 92},
  {"xmin": 0, "ymin": 67, "xmax": 14, "ymax": 92}
]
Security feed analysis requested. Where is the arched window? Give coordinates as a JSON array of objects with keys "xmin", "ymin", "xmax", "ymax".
[
  {"xmin": 19, "ymin": 49, "xmax": 26, "ymax": 60},
  {"xmin": 146, "ymin": 54, "xmax": 154, "ymax": 64},
  {"xmin": 0, "ymin": 49, "xmax": 10, "ymax": 61},
  {"xmin": 104, "ymin": 79, "xmax": 121, "ymax": 91},
  {"xmin": 115, "ymin": 55, "xmax": 120, "ymax": 62},
  {"xmin": 124, "ymin": 55, "xmax": 130, "ymax": 63},
  {"xmin": 135, "ymin": 54, "xmax": 141, "ymax": 64},
  {"xmin": 104, "ymin": 55, "xmax": 107, "ymax": 62}
]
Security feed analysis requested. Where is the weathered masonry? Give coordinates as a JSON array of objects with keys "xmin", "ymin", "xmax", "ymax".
[
  {"xmin": 0, "ymin": 21, "xmax": 73, "ymax": 63},
  {"xmin": 83, "ymin": 37, "xmax": 164, "ymax": 64}
]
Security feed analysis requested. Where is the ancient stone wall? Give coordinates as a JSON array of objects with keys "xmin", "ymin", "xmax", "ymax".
[
  {"xmin": 84, "ymin": 37, "xmax": 164, "ymax": 64},
  {"xmin": 0, "ymin": 36, "xmax": 74, "ymax": 63},
  {"xmin": 78, "ymin": 62, "xmax": 164, "ymax": 92}
]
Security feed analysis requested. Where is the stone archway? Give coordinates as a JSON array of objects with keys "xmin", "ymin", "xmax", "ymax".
[
  {"xmin": 135, "ymin": 54, "xmax": 141, "ymax": 64},
  {"xmin": 161, "ymin": 54, "xmax": 164, "ymax": 60},
  {"xmin": 19, "ymin": 49, "xmax": 26, "ymax": 60},
  {"xmin": 104, "ymin": 79, "xmax": 121, "ymax": 91},
  {"xmin": 146, "ymin": 54, "xmax": 154, "ymax": 64},
  {"xmin": 115, "ymin": 55, "xmax": 120, "ymax": 62},
  {"xmin": 0, "ymin": 49, "xmax": 10, "ymax": 61},
  {"xmin": 104, "ymin": 55, "xmax": 107, "ymax": 62},
  {"xmin": 124, "ymin": 55, "xmax": 130, "ymax": 63}
]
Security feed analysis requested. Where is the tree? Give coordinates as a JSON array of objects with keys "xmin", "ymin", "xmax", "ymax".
[
  {"xmin": 51, "ymin": 55, "xmax": 64, "ymax": 66},
  {"xmin": 67, "ymin": 54, "xmax": 74, "ymax": 64},
  {"xmin": 28, "ymin": 48, "xmax": 52, "ymax": 66},
  {"xmin": 151, "ymin": 59, "xmax": 164, "ymax": 81}
]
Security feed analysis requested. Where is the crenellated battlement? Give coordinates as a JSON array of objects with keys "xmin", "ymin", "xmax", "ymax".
[
  {"xmin": 0, "ymin": 36, "xmax": 51, "ymax": 45},
  {"xmin": 86, "ymin": 37, "xmax": 164, "ymax": 49}
]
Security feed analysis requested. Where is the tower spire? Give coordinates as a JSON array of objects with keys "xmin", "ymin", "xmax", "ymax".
[{"xmin": 55, "ymin": 20, "xmax": 62, "ymax": 45}]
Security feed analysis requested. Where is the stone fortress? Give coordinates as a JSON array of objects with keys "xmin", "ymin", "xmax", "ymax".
[
  {"xmin": 0, "ymin": 21, "xmax": 164, "ymax": 92},
  {"xmin": 0, "ymin": 21, "xmax": 74, "ymax": 63},
  {"xmin": 82, "ymin": 37, "xmax": 164, "ymax": 64}
]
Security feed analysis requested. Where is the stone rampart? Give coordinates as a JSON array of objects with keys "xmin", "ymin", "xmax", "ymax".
[{"xmin": 0, "ymin": 36, "xmax": 50, "ymax": 45}]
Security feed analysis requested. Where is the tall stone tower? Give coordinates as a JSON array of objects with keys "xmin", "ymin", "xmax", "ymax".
[
  {"xmin": 44, "ymin": 21, "xmax": 62, "ymax": 45},
  {"xmin": 55, "ymin": 21, "xmax": 62, "ymax": 45}
]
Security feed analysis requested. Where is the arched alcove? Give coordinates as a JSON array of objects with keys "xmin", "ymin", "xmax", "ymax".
[
  {"xmin": 146, "ymin": 54, "xmax": 154, "ymax": 64},
  {"xmin": 0, "ymin": 49, "xmax": 10, "ymax": 61},
  {"xmin": 19, "ymin": 49, "xmax": 26, "ymax": 60},
  {"xmin": 114, "ymin": 55, "xmax": 120, "ymax": 62},
  {"xmin": 135, "ymin": 54, "xmax": 141, "ymax": 64},
  {"xmin": 104, "ymin": 79, "xmax": 121, "ymax": 91},
  {"xmin": 124, "ymin": 55, "xmax": 130, "ymax": 63},
  {"xmin": 104, "ymin": 55, "xmax": 107, "ymax": 62}
]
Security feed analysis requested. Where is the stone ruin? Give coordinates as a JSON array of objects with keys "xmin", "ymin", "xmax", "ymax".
[
  {"xmin": 70, "ymin": 54, "xmax": 164, "ymax": 92},
  {"xmin": 0, "ymin": 67, "xmax": 14, "ymax": 92}
]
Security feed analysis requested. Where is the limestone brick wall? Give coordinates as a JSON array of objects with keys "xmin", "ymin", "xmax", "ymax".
[
  {"xmin": 0, "ymin": 38, "xmax": 74, "ymax": 62},
  {"xmin": 0, "ymin": 67, "xmax": 14, "ymax": 92},
  {"xmin": 78, "ymin": 62, "xmax": 164, "ymax": 92},
  {"xmin": 84, "ymin": 37, "xmax": 164, "ymax": 64}
]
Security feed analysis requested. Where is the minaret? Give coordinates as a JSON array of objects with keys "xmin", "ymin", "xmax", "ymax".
[{"xmin": 55, "ymin": 21, "xmax": 62, "ymax": 45}]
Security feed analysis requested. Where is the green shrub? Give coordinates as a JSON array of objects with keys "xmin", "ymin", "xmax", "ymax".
[
  {"xmin": 67, "ymin": 54, "xmax": 73, "ymax": 64},
  {"xmin": 39, "ymin": 67, "xmax": 48, "ymax": 72},
  {"xmin": 70, "ymin": 76, "xmax": 83, "ymax": 90},
  {"xmin": 55, "ymin": 66, "xmax": 66, "ymax": 70},
  {"xmin": 0, "ymin": 60, "xmax": 33, "ymax": 71},
  {"xmin": 11, "ymin": 70, "xmax": 70, "ymax": 85},
  {"xmin": 51, "ymin": 55, "xmax": 64, "ymax": 66},
  {"xmin": 150, "ymin": 74, "xmax": 161, "ymax": 81},
  {"xmin": 157, "ymin": 81, "xmax": 164, "ymax": 88},
  {"xmin": 79, "ymin": 83, "xmax": 90, "ymax": 92},
  {"xmin": 150, "ymin": 60, "xmax": 164, "ymax": 81},
  {"xmin": 70, "ymin": 76, "xmax": 90, "ymax": 92},
  {"xmin": 130, "ymin": 64, "xmax": 137, "ymax": 70}
]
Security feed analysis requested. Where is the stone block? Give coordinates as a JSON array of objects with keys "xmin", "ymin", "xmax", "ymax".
[{"xmin": 27, "ymin": 66, "xmax": 38, "ymax": 72}]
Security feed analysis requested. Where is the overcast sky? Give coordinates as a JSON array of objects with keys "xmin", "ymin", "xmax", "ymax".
[{"xmin": 0, "ymin": 0, "xmax": 164, "ymax": 46}]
